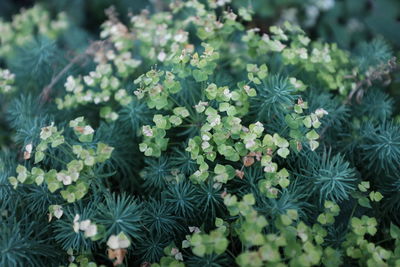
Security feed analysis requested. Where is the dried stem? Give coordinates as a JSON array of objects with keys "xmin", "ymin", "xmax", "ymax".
[{"xmin": 39, "ymin": 41, "xmax": 107, "ymax": 103}]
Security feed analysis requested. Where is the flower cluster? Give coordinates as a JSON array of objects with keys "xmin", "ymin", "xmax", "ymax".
[
  {"xmin": 0, "ymin": 69, "xmax": 15, "ymax": 94},
  {"xmin": 9, "ymin": 118, "xmax": 114, "ymax": 203},
  {"xmin": 0, "ymin": 5, "xmax": 67, "ymax": 57}
]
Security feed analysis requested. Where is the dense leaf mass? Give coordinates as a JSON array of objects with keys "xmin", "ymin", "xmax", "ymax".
[{"xmin": 0, "ymin": 1, "xmax": 399, "ymax": 267}]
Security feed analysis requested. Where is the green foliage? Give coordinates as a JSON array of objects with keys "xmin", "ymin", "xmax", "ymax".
[
  {"xmin": 95, "ymin": 192, "xmax": 143, "ymax": 240},
  {"xmin": 0, "ymin": 1, "xmax": 400, "ymax": 267},
  {"xmin": 0, "ymin": 218, "xmax": 59, "ymax": 267},
  {"xmin": 359, "ymin": 121, "xmax": 400, "ymax": 175},
  {"xmin": 296, "ymin": 149, "xmax": 358, "ymax": 203},
  {"xmin": 252, "ymin": 75, "xmax": 297, "ymax": 121}
]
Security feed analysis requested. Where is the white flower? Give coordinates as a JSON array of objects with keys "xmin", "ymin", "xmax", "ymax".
[
  {"xmin": 201, "ymin": 141, "xmax": 210, "ymax": 150},
  {"xmin": 174, "ymin": 30, "xmax": 188, "ymax": 43},
  {"xmin": 102, "ymin": 95, "xmax": 110, "ymax": 102},
  {"xmin": 223, "ymin": 88, "xmax": 232, "ymax": 99},
  {"xmin": 188, "ymin": 226, "xmax": 201, "ymax": 233},
  {"xmin": 53, "ymin": 206, "xmax": 63, "ymax": 219},
  {"xmin": 56, "ymin": 172, "xmax": 72, "ymax": 186},
  {"xmin": 79, "ymin": 219, "xmax": 91, "ymax": 231},
  {"xmin": 142, "ymin": 126, "xmax": 153, "ymax": 137},
  {"xmin": 315, "ymin": 0, "xmax": 335, "ymax": 11},
  {"xmin": 83, "ymin": 76, "xmax": 95, "ymax": 86},
  {"xmin": 201, "ymin": 135, "xmax": 210, "ymax": 141},
  {"xmin": 83, "ymin": 92, "xmax": 93, "ymax": 102},
  {"xmin": 209, "ymin": 115, "xmax": 221, "ymax": 127},
  {"xmin": 157, "ymin": 51, "xmax": 167, "ymax": 62},
  {"xmin": 171, "ymin": 248, "xmax": 183, "ymax": 261},
  {"xmin": 315, "ymin": 108, "xmax": 329, "ymax": 117},
  {"xmin": 107, "ymin": 235, "xmax": 120, "ymax": 249},
  {"xmin": 84, "ymin": 224, "xmax": 97, "ymax": 237},
  {"xmin": 194, "ymin": 101, "xmax": 208, "ymax": 113},
  {"xmin": 245, "ymin": 139, "xmax": 255, "ymax": 149},
  {"xmin": 254, "ymin": 121, "xmax": 263, "ymax": 127},
  {"xmin": 243, "ymin": 85, "xmax": 251, "ymax": 94},
  {"xmin": 65, "ymin": 76, "xmax": 76, "ymax": 92},
  {"xmin": 40, "ymin": 123, "xmax": 55, "ymax": 140},
  {"xmin": 264, "ymin": 163, "xmax": 277, "ymax": 173},
  {"xmin": 94, "ymin": 96, "xmax": 102, "ymax": 104},
  {"xmin": 298, "ymin": 48, "xmax": 308, "ymax": 59},
  {"xmin": 73, "ymin": 214, "xmax": 80, "ymax": 233},
  {"xmin": 107, "ymin": 232, "xmax": 131, "ymax": 249},
  {"xmin": 216, "ymin": 0, "xmax": 231, "ymax": 6},
  {"xmin": 175, "ymin": 252, "xmax": 183, "ymax": 261},
  {"xmin": 24, "ymin": 143, "xmax": 33, "ymax": 160},
  {"xmin": 82, "ymin": 126, "xmax": 94, "ymax": 135}
]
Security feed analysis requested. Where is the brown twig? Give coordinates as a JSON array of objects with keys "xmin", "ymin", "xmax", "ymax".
[
  {"xmin": 344, "ymin": 57, "xmax": 397, "ymax": 105},
  {"xmin": 320, "ymin": 57, "xmax": 398, "ymax": 138},
  {"xmin": 39, "ymin": 41, "xmax": 107, "ymax": 103}
]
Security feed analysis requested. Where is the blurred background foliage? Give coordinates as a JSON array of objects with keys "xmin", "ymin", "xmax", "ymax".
[
  {"xmin": 1, "ymin": 0, "xmax": 399, "ymax": 118},
  {"xmin": 0, "ymin": 0, "xmax": 398, "ymax": 139},
  {"xmin": 1, "ymin": 0, "xmax": 399, "ymax": 49}
]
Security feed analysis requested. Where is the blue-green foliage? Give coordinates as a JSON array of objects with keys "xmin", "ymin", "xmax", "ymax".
[
  {"xmin": 252, "ymin": 75, "xmax": 297, "ymax": 121},
  {"xmin": 141, "ymin": 156, "xmax": 172, "ymax": 191},
  {"xmin": 54, "ymin": 201, "xmax": 98, "ymax": 251},
  {"xmin": 0, "ymin": 218, "xmax": 58, "ymax": 267},
  {"xmin": 0, "ymin": 2, "xmax": 399, "ymax": 266},
  {"xmin": 359, "ymin": 121, "xmax": 400, "ymax": 175},
  {"xmin": 163, "ymin": 181, "xmax": 198, "ymax": 218},
  {"xmin": 296, "ymin": 150, "xmax": 357, "ymax": 203},
  {"xmin": 194, "ymin": 179, "xmax": 225, "ymax": 223},
  {"xmin": 355, "ymin": 38, "xmax": 393, "ymax": 73},
  {"xmin": 142, "ymin": 199, "xmax": 182, "ymax": 236},
  {"xmin": 353, "ymin": 89, "xmax": 394, "ymax": 122},
  {"xmin": 187, "ymin": 253, "xmax": 232, "ymax": 267},
  {"xmin": 9, "ymin": 37, "xmax": 63, "ymax": 90},
  {"xmin": 95, "ymin": 192, "xmax": 143, "ymax": 240}
]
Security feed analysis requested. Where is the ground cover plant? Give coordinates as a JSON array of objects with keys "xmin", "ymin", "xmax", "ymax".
[{"xmin": 0, "ymin": 1, "xmax": 400, "ymax": 266}]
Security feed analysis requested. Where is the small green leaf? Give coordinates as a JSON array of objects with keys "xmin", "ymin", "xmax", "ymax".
[
  {"xmin": 390, "ymin": 223, "xmax": 400, "ymax": 239},
  {"xmin": 34, "ymin": 151, "xmax": 45, "ymax": 164},
  {"xmin": 192, "ymin": 244, "xmax": 206, "ymax": 257},
  {"xmin": 306, "ymin": 130, "xmax": 319, "ymax": 140},
  {"xmin": 358, "ymin": 197, "xmax": 372, "ymax": 208},
  {"xmin": 277, "ymin": 147, "xmax": 290, "ymax": 158},
  {"xmin": 309, "ymin": 140, "xmax": 319, "ymax": 151},
  {"xmin": 193, "ymin": 69, "xmax": 208, "ymax": 82}
]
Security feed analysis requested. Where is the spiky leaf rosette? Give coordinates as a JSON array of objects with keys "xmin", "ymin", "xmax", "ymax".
[
  {"xmin": 194, "ymin": 179, "xmax": 226, "ymax": 225},
  {"xmin": 251, "ymin": 75, "xmax": 297, "ymax": 122},
  {"xmin": 21, "ymin": 184, "xmax": 61, "ymax": 215},
  {"xmin": 170, "ymin": 145, "xmax": 198, "ymax": 176},
  {"xmin": 94, "ymin": 122, "xmax": 141, "ymax": 180},
  {"xmin": 134, "ymin": 232, "xmax": 170, "ymax": 264},
  {"xmin": 255, "ymin": 184, "xmax": 311, "ymax": 222},
  {"xmin": 186, "ymin": 252, "xmax": 232, "ymax": 267},
  {"xmin": 54, "ymin": 201, "xmax": 98, "ymax": 251},
  {"xmin": 6, "ymin": 94, "xmax": 52, "ymax": 145},
  {"xmin": 142, "ymin": 199, "xmax": 182, "ymax": 237},
  {"xmin": 163, "ymin": 181, "xmax": 198, "ymax": 219},
  {"xmin": 355, "ymin": 38, "xmax": 393, "ymax": 73},
  {"xmin": 119, "ymin": 98, "xmax": 154, "ymax": 136},
  {"xmin": 141, "ymin": 156, "xmax": 172, "ymax": 192},
  {"xmin": 378, "ymin": 173, "xmax": 400, "ymax": 222},
  {"xmin": 352, "ymin": 89, "xmax": 394, "ymax": 122},
  {"xmin": 295, "ymin": 150, "xmax": 357, "ymax": 203},
  {"xmin": 359, "ymin": 120, "xmax": 400, "ymax": 175},
  {"xmin": 0, "ymin": 151, "xmax": 17, "ymax": 207},
  {"xmin": 9, "ymin": 36, "xmax": 63, "ymax": 90},
  {"xmin": 230, "ymin": 165, "xmax": 264, "ymax": 198},
  {"xmin": 0, "ymin": 218, "xmax": 59, "ymax": 267},
  {"xmin": 95, "ymin": 192, "xmax": 143, "ymax": 240},
  {"xmin": 306, "ymin": 89, "xmax": 349, "ymax": 134}
]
